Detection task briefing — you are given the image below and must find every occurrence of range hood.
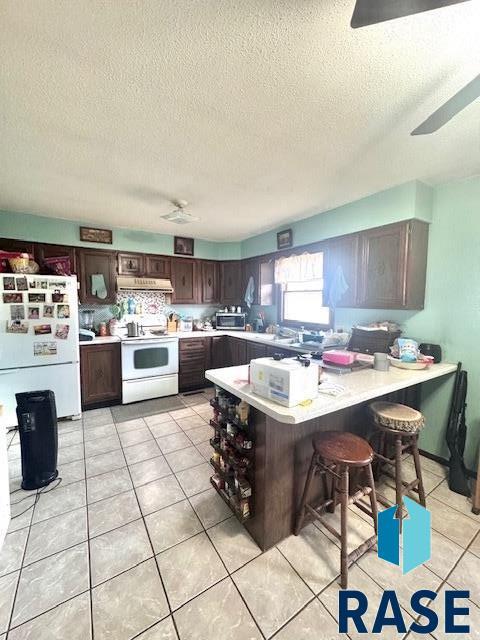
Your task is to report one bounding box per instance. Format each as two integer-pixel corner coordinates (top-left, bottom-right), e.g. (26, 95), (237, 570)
(117, 276), (174, 292)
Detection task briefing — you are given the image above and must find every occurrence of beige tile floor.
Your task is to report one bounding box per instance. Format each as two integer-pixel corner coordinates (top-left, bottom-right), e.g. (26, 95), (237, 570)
(2, 390), (480, 639)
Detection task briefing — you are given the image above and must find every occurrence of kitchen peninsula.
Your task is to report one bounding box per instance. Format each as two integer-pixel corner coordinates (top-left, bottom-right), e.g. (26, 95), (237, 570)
(205, 362), (457, 550)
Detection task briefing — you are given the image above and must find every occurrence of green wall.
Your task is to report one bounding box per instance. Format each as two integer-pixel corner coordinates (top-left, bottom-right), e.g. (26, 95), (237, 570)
(0, 181), (432, 261)
(404, 177), (480, 470)
(0, 210), (241, 260)
(240, 181), (432, 258)
(336, 177), (480, 470)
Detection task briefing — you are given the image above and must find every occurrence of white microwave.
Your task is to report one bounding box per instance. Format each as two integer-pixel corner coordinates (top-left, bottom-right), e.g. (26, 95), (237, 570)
(215, 312), (246, 331)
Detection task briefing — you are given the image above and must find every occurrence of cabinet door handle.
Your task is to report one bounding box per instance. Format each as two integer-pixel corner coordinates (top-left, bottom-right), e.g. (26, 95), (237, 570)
(182, 275), (186, 286)
(208, 277), (212, 286)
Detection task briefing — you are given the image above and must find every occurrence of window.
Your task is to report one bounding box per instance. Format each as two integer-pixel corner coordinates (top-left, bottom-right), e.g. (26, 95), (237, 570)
(275, 252), (331, 329)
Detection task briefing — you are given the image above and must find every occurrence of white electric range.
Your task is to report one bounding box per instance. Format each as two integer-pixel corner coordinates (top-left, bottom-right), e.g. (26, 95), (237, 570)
(121, 328), (179, 404)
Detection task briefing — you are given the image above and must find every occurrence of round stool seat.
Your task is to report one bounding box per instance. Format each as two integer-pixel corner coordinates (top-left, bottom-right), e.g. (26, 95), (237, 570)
(313, 431), (373, 467)
(370, 401), (425, 433)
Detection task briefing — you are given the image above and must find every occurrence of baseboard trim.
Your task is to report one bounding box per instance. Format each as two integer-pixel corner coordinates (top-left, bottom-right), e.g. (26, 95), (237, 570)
(419, 448), (476, 480)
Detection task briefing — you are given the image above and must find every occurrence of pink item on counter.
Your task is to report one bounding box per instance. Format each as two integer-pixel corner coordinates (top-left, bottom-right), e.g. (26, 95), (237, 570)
(322, 350), (357, 366)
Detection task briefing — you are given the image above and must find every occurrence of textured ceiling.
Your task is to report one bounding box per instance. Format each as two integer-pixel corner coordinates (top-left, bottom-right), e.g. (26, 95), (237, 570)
(1, 1), (479, 241)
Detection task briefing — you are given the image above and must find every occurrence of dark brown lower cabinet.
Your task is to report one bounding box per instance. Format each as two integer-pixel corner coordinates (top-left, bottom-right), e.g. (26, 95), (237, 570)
(265, 345), (294, 359)
(246, 342), (267, 361)
(230, 337), (248, 366)
(211, 336), (232, 369)
(80, 343), (121, 409)
(179, 337), (211, 391)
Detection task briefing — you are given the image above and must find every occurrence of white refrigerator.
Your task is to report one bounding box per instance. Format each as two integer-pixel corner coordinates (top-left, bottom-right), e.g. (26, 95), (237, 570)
(0, 274), (81, 429)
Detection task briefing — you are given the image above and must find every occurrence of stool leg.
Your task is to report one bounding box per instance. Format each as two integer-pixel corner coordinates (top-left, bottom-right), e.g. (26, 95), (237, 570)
(326, 463), (337, 513)
(373, 430), (386, 481)
(395, 434), (404, 530)
(366, 462), (378, 534)
(295, 454), (317, 535)
(321, 460), (333, 513)
(340, 465), (349, 589)
(411, 434), (427, 507)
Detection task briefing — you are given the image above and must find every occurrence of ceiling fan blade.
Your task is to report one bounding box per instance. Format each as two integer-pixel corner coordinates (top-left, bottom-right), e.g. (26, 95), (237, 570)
(411, 74), (480, 135)
(351, 0), (471, 28)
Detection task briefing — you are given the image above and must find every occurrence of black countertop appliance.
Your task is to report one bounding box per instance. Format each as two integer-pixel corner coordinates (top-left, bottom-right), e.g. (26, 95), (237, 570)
(419, 343), (442, 363)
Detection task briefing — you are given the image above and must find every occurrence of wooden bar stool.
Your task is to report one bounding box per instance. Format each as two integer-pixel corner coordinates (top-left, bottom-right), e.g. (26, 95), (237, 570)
(295, 431), (378, 589)
(369, 401), (426, 528)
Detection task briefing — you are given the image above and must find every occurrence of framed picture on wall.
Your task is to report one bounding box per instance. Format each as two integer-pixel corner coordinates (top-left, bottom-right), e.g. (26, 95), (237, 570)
(174, 236), (194, 256)
(277, 228), (293, 250)
(80, 226), (113, 244)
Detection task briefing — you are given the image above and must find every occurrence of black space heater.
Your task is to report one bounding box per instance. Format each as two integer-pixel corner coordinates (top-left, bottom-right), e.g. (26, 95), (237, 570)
(15, 390), (59, 490)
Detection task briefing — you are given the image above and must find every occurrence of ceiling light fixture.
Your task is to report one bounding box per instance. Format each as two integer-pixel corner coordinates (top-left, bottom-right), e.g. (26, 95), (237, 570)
(161, 199), (199, 224)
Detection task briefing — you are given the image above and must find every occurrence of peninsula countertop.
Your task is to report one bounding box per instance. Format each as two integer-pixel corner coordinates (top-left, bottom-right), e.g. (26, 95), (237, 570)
(205, 362), (457, 424)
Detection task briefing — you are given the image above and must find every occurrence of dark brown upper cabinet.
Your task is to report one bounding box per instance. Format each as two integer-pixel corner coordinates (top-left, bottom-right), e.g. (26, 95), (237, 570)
(324, 234), (359, 308)
(171, 257), (198, 304)
(201, 260), (219, 304)
(258, 259), (276, 306)
(221, 260), (242, 305)
(0, 238), (35, 255)
(35, 243), (78, 274)
(357, 220), (428, 310)
(118, 252), (144, 276)
(2, 216), (429, 311)
(241, 257), (276, 307)
(78, 248), (117, 304)
(145, 255), (171, 278)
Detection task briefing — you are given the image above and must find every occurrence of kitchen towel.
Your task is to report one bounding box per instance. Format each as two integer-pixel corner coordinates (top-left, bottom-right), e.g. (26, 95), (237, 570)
(91, 273), (107, 299)
(244, 276), (255, 308)
(328, 265), (349, 308)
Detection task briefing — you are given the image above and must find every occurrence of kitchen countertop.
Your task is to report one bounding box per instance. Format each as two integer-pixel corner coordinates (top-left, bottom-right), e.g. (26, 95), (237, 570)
(78, 330), (313, 352)
(205, 362), (458, 424)
(79, 335), (121, 345)
(171, 330), (313, 351)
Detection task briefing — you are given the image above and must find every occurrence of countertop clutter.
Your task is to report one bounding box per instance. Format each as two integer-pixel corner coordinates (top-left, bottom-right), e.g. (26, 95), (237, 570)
(205, 362), (457, 424)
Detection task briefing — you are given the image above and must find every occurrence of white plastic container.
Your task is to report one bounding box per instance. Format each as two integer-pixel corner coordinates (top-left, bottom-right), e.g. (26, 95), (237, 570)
(250, 357), (319, 407)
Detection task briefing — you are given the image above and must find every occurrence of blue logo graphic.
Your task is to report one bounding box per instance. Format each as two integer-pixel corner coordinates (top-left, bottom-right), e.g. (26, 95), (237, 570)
(378, 496), (431, 573)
